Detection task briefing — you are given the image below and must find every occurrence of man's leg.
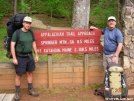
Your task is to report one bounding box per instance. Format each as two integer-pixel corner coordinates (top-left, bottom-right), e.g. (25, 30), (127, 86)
(26, 72), (33, 90)
(14, 74), (22, 101)
(104, 54), (119, 90)
(103, 53), (108, 73)
(103, 54), (110, 90)
(27, 72), (39, 97)
(15, 74), (22, 90)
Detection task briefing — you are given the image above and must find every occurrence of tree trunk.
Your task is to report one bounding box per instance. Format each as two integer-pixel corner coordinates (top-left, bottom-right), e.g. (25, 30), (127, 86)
(71, 0), (90, 86)
(72, 0), (90, 29)
(14, 0), (17, 15)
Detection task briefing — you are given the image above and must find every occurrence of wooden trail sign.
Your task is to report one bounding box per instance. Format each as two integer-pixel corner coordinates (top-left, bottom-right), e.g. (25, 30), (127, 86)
(34, 29), (102, 87)
(34, 29), (102, 54)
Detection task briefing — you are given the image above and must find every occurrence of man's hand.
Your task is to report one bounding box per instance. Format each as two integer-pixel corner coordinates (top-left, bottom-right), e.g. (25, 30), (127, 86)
(112, 56), (117, 63)
(89, 26), (98, 29)
(34, 55), (39, 62)
(13, 58), (18, 65)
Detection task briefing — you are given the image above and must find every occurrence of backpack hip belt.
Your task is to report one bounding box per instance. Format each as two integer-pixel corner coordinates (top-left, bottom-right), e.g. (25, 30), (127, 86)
(16, 52), (32, 57)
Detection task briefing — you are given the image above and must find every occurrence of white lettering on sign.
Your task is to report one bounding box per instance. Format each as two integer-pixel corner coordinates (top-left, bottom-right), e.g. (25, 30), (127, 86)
(66, 32), (75, 36)
(79, 47), (87, 51)
(41, 32), (47, 37)
(89, 47), (99, 51)
(77, 39), (82, 44)
(44, 48), (61, 52)
(37, 49), (42, 53)
(69, 40), (74, 44)
(62, 48), (72, 52)
(59, 40), (67, 44)
(41, 32), (64, 37)
(52, 32), (64, 36)
(78, 31), (95, 36)
(41, 40), (57, 45)
(84, 39), (94, 43)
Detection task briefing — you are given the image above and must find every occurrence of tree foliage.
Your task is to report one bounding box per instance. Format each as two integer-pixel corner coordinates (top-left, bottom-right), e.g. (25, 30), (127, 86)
(90, 0), (118, 28)
(18, 0), (74, 20)
(0, 0), (118, 28)
(44, 0), (74, 20)
(0, 0), (10, 16)
(0, 0), (10, 23)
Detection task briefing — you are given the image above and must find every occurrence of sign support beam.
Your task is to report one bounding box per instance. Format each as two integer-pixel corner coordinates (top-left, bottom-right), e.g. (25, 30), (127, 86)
(84, 53), (89, 85)
(47, 26), (53, 88)
(48, 54), (52, 88)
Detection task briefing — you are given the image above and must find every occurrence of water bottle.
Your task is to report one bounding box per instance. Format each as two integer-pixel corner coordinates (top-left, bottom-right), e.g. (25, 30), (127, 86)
(122, 78), (126, 88)
(105, 72), (109, 90)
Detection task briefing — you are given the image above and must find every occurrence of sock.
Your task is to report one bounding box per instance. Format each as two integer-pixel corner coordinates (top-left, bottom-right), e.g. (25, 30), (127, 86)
(28, 83), (33, 90)
(15, 85), (20, 91)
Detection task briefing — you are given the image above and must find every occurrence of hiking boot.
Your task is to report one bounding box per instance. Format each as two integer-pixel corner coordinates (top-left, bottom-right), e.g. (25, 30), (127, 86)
(28, 88), (39, 97)
(14, 90), (20, 101)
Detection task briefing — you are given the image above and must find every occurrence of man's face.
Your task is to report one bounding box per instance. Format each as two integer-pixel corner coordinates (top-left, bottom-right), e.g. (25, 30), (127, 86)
(23, 21), (31, 30)
(107, 20), (116, 29)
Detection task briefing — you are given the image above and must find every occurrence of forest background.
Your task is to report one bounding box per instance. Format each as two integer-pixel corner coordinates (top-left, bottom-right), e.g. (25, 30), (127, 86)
(0, 0), (118, 62)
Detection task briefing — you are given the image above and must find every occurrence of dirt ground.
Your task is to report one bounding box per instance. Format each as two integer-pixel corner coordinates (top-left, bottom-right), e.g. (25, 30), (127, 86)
(20, 87), (105, 101)
(19, 87), (134, 101)
(0, 85), (134, 101)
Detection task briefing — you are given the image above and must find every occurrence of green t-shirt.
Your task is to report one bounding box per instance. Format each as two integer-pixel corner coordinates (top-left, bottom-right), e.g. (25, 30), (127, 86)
(11, 29), (35, 53)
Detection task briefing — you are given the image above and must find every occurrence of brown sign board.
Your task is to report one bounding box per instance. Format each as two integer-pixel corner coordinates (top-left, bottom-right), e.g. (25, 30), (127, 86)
(34, 29), (102, 54)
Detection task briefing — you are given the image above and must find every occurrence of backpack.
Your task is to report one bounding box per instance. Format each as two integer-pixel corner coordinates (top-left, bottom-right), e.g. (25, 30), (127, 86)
(7, 13), (26, 37)
(107, 63), (128, 98)
(94, 63), (128, 99)
(4, 13), (33, 59)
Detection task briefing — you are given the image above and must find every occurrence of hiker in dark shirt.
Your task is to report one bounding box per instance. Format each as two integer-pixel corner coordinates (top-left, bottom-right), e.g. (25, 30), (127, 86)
(11, 16), (39, 101)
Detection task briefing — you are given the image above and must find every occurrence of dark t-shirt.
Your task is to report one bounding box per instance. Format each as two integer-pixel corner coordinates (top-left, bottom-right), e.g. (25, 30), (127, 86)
(102, 27), (123, 55)
(11, 29), (35, 53)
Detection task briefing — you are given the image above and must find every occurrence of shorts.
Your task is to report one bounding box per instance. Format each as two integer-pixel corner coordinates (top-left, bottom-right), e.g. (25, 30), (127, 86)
(14, 55), (35, 75)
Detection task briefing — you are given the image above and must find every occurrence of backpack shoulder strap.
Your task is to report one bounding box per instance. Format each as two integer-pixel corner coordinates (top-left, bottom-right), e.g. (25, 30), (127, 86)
(29, 29), (35, 40)
(16, 29), (20, 42)
(16, 29), (25, 52)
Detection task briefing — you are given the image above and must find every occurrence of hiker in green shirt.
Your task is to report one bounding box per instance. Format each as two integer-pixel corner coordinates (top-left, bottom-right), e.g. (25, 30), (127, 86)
(11, 16), (39, 101)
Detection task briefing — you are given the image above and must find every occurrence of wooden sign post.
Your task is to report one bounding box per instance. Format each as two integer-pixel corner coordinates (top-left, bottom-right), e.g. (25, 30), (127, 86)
(47, 26), (53, 88)
(34, 29), (102, 87)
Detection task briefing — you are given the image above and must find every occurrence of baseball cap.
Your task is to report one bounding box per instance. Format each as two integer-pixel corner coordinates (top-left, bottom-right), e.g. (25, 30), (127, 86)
(108, 16), (116, 21)
(23, 16), (32, 22)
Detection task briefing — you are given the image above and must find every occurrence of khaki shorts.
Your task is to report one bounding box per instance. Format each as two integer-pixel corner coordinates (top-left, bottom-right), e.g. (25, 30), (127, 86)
(103, 53), (118, 72)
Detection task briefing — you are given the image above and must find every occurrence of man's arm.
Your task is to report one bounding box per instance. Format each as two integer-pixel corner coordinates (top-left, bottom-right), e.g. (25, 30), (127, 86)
(32, 41), (38, 62)
(115, 43), (123, 56)
(112, 43), (123, 63)
(11, 42), (18, 65)
(114, 29), (123, 56)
